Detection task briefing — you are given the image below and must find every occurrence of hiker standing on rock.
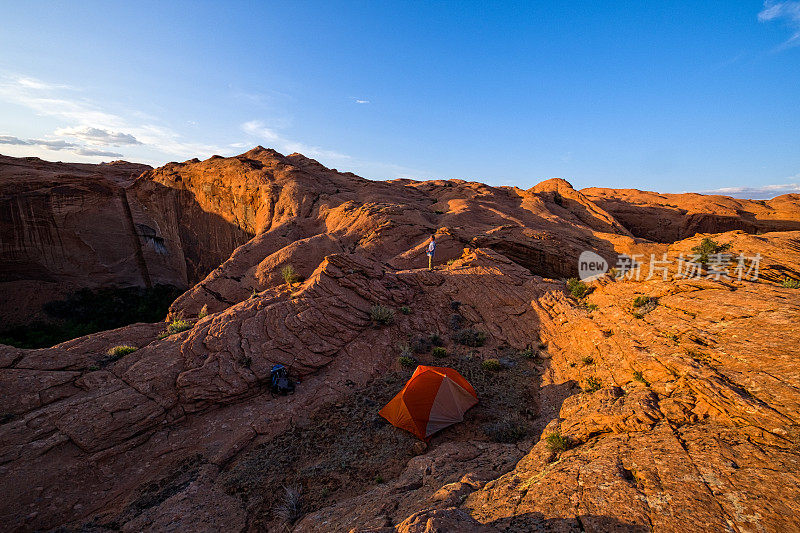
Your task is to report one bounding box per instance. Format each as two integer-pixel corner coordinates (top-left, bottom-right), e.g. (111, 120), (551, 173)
(426, 234), (436, 271)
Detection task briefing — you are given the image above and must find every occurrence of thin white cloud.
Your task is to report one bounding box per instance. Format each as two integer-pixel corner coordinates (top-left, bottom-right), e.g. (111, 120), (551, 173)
(242, 120), (352, 162)
(699, 178), (800, 199)
(759, 1), (800, 48)
(0, 135), (76, 150)
(75, 148), (124, 158)
(0, 72), (231, 161)
(55, 126), (141, 146)
(0, 135), (33, 145)
(353, 98), (370, 104)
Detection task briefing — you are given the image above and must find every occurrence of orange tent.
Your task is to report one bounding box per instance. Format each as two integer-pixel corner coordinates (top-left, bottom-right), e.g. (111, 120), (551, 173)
(379, 365), (478, 439)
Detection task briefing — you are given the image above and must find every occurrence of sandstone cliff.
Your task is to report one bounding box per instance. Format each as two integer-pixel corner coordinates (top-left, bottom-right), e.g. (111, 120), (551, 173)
(2, 149), (800, 532)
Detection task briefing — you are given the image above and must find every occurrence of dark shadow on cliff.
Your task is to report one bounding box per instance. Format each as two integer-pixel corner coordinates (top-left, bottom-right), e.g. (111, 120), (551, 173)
(0, 284), (183, 348)
(588, 199), (800, 243)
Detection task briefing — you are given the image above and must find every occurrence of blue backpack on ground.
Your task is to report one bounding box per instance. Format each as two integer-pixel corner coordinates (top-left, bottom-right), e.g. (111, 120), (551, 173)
(270, 364), (295, 395)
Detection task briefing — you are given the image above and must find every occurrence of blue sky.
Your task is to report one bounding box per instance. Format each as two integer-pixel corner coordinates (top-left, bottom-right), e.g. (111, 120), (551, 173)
(1, 1), (799, 197)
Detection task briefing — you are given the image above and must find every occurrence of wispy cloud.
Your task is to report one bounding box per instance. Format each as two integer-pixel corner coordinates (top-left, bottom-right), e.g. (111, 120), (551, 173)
(75, 148), (124, 157)
(0, 135), (33, 146)
(55, 126), (141, 145)
(0, 72), (232, 161)
(242, 120), (352, 162)
(352, 97), (370, 104)
(700, 178), (800, 199)
(759, 1), (800, 48)
(0, 134), (76, 150)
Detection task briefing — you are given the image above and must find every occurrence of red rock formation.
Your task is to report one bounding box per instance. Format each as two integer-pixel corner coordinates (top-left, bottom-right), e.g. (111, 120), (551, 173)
(582, 187), (800, 242)
(2, 148), (800, 532)
(0, 155), (155, 326)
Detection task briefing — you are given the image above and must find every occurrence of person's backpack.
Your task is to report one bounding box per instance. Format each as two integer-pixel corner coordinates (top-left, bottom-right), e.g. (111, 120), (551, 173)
(270, 364), (295, 395)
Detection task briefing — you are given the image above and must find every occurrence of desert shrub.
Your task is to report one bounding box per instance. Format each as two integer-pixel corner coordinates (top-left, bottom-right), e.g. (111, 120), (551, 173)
(274, 484), (303, 525)
(432, 347), (448, 358)
(566, 278), (589, 298)
(198, 304), (208, 319)
(481, 358), (502, 371)
(250, 288), (259, 299)
(398, 355), (417, 368)
(453, 328), (486, 347)
(374, 474), (385, 483)
(434, 209), (445, 214)
(583, 376), (602, 393)
(370, 305), (395, 326)
(429, 333), (444, 346)
(446, 259), (456, 265)
(107, 345), (137, 359)
(691, 237), (731, 265)
(411, 335), (432, 353)
(399, 305), (411, 315)
(633, 370), (649, 386)
(449, 313), (465, 330)
(582, 355), (594, 365)
(167, 319), (192, 335)
(87, 365), (99, 371)
(546, 431), (569, 453)
(631, 295), (658, 318)
(281, 264), (300, 285)
(519, 348), (536, 359)
(484, 417), (528, 443)
(782, 278), (800, 289)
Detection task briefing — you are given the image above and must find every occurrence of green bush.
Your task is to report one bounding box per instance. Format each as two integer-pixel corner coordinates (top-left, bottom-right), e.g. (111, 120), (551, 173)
(399, 305), (411, 315)
(370, 305), (395, 326)
(432, 347), (448, 358)
(198, 304), (209, 319)
(429, 333), (444, 346)
(583, 377), (602, 393)
(633, 295), (651, 307)
(519, 348), (536, 359)
(281, 264), (300, 284)
(545, 431), (569, 453)
(691, 237), (731, 265)
(167, 319), (192, 335)
(481, 358), (503, 371)
(398, 355), (417, 368)
(781, 278), (800, 289)
(107, 345), (137, 358)
(566, 278), (589, 298)
(453, 328), (486, 347)
(633, 370), (649, 386)
(582, 355), (594, 365)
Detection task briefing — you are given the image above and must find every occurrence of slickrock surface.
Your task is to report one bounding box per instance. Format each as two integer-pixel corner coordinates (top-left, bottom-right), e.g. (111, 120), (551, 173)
(2, 148), (800, 532)
(582, 187), (800, 242)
